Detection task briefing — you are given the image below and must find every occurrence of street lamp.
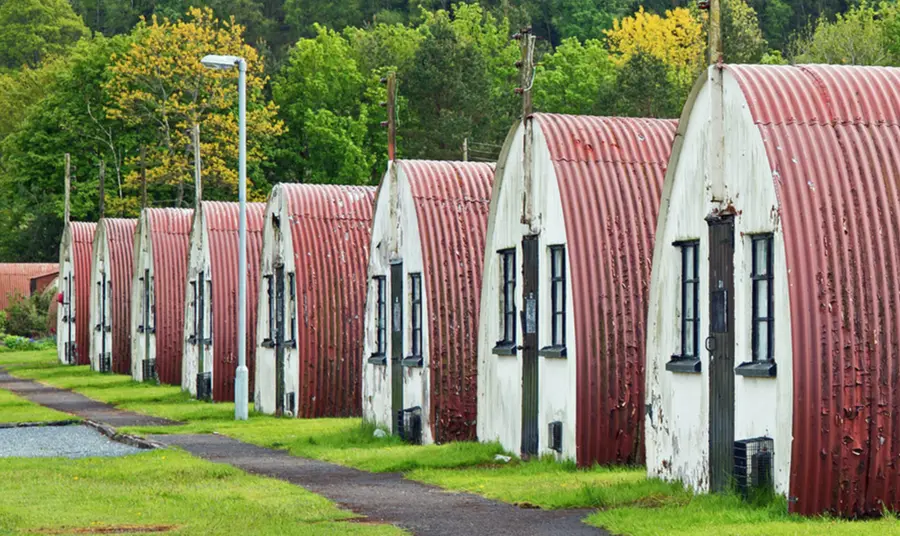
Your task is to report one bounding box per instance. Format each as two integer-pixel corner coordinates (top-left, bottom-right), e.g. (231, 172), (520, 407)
(201, 54), (249, 421)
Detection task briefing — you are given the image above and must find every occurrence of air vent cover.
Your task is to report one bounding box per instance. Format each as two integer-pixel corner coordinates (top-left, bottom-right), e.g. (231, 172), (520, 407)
(548, 421), (563, 452)
(398, 406), (423, 444)
(197, 372), (212, 401)
(142, 358), (157, 383)
(734, 436), (774, 498)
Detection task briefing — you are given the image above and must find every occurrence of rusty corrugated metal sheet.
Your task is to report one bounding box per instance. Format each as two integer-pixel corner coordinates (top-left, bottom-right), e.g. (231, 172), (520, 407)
(535, 113), (677, 466)
(30, 272), (58, 295)
(0, 264), (58, 310)
(63, 222), (96, 365)
(729, 64), (900, 517)
(145, 208), (193, 385)
(282, 184), (375, 418)
(98, 218), (137, 375)
(201, 201), (266, 402)
(403, 160), (494, 443)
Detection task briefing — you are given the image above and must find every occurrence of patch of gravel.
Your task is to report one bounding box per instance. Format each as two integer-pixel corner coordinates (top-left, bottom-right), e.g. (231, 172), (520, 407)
(0, 425), (144, 458)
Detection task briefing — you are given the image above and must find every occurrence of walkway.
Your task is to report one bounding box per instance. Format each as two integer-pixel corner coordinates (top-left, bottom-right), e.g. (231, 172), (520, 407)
(1, 369), (606, 536)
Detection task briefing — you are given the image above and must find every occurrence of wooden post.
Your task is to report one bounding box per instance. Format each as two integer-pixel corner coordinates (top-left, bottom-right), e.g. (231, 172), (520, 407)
(193, 123), (202, 206)
(463, 138), (468, 162)
(517, 29), (536, 227)
(709, 0), (723, 65)
(98, 160), (105, 218)
(708, 0), (725, 202)
(519, 30), (535, 119)
(140, 145), (147, 209)
(386, 72), (397, 162)
(64, 153), (71, 224)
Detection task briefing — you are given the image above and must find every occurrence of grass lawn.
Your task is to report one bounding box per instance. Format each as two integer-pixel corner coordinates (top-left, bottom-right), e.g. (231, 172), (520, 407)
(0, 449), (404, 536)
(586, 493), (899, 536)
(0, 388), (76, 423)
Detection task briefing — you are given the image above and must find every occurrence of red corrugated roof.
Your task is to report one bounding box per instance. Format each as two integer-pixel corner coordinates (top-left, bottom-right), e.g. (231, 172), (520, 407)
(96, 218), (137, 375)
(402, 160), (494, 442)
(65, 222), (96, 365)
(729, 64), (900, 516)
(281, 184), (375, 418)
(535, 113), (677, 466)
(200, 201), (266, 402)
(145, 208), (193, 385)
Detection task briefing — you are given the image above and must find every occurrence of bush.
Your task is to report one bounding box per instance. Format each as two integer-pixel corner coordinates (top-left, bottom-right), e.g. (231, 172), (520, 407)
(4, 289), (52, 338)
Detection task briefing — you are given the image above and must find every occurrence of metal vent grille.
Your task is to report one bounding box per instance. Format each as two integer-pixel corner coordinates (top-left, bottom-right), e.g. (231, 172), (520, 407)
(548, 421), (563, 452)
(197, 372), (212, 401)
(734, 437), (774, 498)
(285, 392), (296, 417)
(99, 353), (112, 373)
(142, 358), (157, 383)
(398, 406), (423, 445)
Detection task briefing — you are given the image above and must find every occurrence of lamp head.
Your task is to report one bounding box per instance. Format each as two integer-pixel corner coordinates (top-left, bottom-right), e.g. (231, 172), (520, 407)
(200, 54), (241, 70)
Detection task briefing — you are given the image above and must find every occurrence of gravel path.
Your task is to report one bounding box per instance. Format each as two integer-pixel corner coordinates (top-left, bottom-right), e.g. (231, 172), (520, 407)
(0, 425), (143, 458)
(0, 368), (178, 427)
(151, 434), (608, 536)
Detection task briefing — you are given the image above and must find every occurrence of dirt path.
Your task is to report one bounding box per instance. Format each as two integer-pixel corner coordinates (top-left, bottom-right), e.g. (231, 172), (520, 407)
(0, 368), (178, 427)
(2, 369), (608, 536)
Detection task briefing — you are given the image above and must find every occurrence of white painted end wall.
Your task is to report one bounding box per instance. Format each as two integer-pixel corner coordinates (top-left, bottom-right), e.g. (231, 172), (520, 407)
(57, 230), (75, 365)
(182, 208), (214, 396)
(130, 215), (156, 382)
(88, 223), (113, 372)
(645, 67), (794, 495)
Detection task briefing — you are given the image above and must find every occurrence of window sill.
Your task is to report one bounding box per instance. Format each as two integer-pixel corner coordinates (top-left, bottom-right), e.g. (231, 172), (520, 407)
(492, 343), (517, 356)
(666, 356), (701, 374)
(735, 361), (777, 377)
(538, 345), (567, 358)
(368, 354), (387, 365)
(401, 356), (423, 367)
(261, 339), (275, 349)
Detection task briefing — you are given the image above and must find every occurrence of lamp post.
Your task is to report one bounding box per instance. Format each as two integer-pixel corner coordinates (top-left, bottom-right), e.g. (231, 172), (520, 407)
(201, 54), (249, 420)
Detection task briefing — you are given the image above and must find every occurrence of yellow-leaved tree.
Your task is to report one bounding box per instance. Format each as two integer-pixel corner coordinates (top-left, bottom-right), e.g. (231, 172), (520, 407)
(606, 7), (706, 94)
(105, 7), (282, 211)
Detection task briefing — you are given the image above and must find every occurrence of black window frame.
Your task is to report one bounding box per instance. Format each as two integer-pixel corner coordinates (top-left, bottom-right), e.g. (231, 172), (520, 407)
(494, 248), (517, 355)
(404, 272), (424, 367)
(261, 274), (275, 348)
(540, 245), (568, 358)
(286, 272), (297, 348)
(737, 234), (777, 377)
(667, 240), (701, 373)
(369, 275), (387, 364)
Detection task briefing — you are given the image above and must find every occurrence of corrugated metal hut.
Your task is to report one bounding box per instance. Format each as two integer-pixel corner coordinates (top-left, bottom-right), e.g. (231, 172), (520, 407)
(0, 264), (58, 312)
(182, 201), (265, 402)
(362, 160), (493, 444)
(255, 184), (374, 417)
(130, 208), (193, 384)
(57, 222), (96, 365)
(644, 64), (900, 517)
(477, 113), (676, 465)
(89, 218), (137, 374)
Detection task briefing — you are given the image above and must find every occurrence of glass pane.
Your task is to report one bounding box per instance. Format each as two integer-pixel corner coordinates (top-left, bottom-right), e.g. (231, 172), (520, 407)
(755, 239), (769, 275)
(554, 280), (564, 313)
(756, 320), (769, 361)
(685, 246), (694, 279)
(684, 321), (694, 356)
(552, 249), (562, 276)
(684, 282), (695, 320)
(755, 280), (769, 318)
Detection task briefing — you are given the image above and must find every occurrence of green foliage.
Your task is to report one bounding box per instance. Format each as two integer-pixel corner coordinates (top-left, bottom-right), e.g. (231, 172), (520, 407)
(0, 0), (90, 70)
(534, 37), (616, 115)
(723, 0), (768, 63)
(616, 51), (680, 119)
(0, 387), (74, 423)
(794, 2), (894, 65)
(285, 0), (364, 37)
(3, 291), (52, 338)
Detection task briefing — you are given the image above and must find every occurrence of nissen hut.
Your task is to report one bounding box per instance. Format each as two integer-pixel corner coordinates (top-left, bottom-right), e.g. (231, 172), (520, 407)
(478, 114), (676, 464)
(89, 218), (137, 374)
(255, 184), (374, 417)
(362, 160), (493, 444)
(130, 208), (193, 384)
(645, 64), (900, 517)
(182, 201), (265, 401)
(58, 222), (96, 365)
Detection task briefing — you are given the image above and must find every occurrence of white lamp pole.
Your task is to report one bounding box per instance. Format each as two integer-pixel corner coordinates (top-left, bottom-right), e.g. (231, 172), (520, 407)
(201, 54), (249, 421)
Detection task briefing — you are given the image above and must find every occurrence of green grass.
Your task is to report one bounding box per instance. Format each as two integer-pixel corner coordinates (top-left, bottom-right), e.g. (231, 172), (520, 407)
(0, 449), (404, 535)
(407, 456), (688, 509)
(586, 493), (898, 535)
(0, 388), (75, 423)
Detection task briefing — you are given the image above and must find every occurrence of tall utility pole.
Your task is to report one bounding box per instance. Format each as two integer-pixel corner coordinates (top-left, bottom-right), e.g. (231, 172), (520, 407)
(385, 72), (397, 162)
(64, 153), (71, 224)
(462, 138), (468, 162)
(382, 72), (400, 257)
(140, 146), (147, 209)
(516, 28), (536, 227)
(709, 0), (723, 65)
(99, 160), (106, 218)
(193, 124), (202, 206)
(706, 0), (725, 202)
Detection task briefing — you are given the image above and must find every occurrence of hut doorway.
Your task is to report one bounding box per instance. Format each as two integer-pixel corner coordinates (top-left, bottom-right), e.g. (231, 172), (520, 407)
(707, 215), (735, 492)
(274, 263), (286, 415)
(521, 235), (539, 456)
(390, 260), (404, 434)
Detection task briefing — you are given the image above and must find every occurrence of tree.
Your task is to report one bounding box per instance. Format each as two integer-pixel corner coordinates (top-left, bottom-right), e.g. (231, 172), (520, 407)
(0, 0), (90, 70)
(722, 0), (767, 63)
(615, 50), (678, 118)
(793, 2), (892, 65)
(343, 22), (424, 75)
(272, 24), (376, 184)
(285, 0), (364, 37)
(533, 37), (616, 115)
(105, 7), (283, 207)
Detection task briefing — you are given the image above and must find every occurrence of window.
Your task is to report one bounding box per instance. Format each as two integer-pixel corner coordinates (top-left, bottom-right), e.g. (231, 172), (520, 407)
(410, 273), (422, 357)
(667, 241), (701, 373)
(287, 272), (296, 347)
(375, 276), (387, 356)
(495, 249), (516, 353)
(550, 246), (566, 347)
(680, 242), (700, 358)
(262, 275), (274, 347)
(751, 235), (774, 362)
(189, 280), (198, 343)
